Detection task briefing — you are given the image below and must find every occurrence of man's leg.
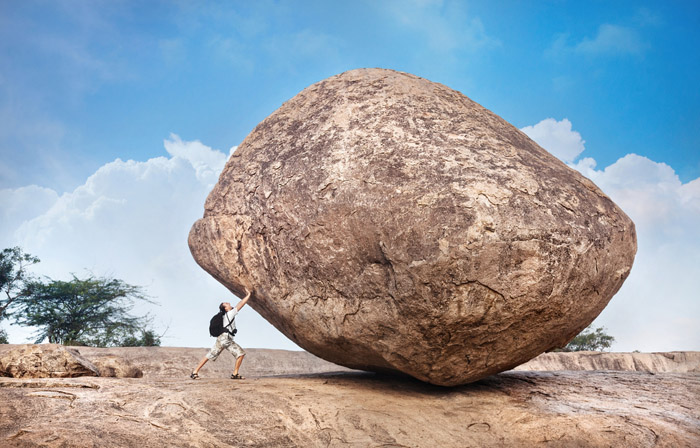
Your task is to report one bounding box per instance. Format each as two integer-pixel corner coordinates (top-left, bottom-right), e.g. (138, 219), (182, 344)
(193, 356), (209, 375)
(233, 353), (245, 376)
(193, 337), (224, 377)
(228, 340), (246, 378)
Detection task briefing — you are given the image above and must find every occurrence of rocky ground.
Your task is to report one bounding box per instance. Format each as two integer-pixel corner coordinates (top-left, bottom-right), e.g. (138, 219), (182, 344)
(1, 345), (698, 447)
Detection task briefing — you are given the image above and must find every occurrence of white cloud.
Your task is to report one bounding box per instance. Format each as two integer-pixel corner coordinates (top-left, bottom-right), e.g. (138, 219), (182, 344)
(679, 178), (700, 212)
(572, 155), (688, 229)
(163, 133), (230, 186)
(546, 24), (648, 59)
(1, 135), (298, 350)
(521, 118), (585, 163)
(572, 154), (700, 351)
(523, 119), (700, 351)
(576, 24), (647, 56)
(0, 185), (59, 241)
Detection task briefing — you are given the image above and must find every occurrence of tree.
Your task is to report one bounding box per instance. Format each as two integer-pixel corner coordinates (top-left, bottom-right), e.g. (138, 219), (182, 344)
(560, 325), (615, 352)
(11, 274), (161, 347)
(1, 247), (40, 321)
(1, 247), (40, 344)
(119, 329), (161, 347)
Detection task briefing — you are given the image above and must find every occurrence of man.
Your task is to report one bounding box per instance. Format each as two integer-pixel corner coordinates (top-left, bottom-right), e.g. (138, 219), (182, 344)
(190, 287), (252, 380)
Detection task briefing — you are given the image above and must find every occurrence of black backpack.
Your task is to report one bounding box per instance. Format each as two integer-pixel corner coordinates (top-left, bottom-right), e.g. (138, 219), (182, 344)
(209, 311), (237, 337)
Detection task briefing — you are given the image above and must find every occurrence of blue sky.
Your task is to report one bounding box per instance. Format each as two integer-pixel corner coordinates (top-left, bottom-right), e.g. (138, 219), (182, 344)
(1, 1), (699, 351)
(2, 0), (699, 191)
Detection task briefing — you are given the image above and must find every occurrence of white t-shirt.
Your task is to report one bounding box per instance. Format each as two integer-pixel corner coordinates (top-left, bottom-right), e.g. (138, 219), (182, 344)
(223, 308), (238, 333)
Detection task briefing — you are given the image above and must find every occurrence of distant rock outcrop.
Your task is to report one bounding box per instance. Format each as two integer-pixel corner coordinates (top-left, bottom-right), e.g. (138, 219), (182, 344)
(516, 351), (700, 373)
(0, 345), (143, 378)
(189, 68), (637, 386)
(0, 344), (99, 378)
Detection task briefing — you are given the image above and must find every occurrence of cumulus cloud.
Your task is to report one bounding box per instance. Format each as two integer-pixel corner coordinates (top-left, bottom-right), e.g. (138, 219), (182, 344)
(163, 133), (230, 186)
(0, 185), (59, 240)
(522, 120), (700, 351)
(572, 154), (700, 351)
(1, 135), (299, 350)
(520, 118), (585, 163)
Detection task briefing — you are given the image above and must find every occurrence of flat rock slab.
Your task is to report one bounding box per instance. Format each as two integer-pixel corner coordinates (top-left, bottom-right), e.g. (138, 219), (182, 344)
(1, 371), (697, 447)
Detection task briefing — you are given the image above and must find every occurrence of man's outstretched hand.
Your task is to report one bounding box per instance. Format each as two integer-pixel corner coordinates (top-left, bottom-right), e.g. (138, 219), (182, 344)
(237, 287), (253, 311)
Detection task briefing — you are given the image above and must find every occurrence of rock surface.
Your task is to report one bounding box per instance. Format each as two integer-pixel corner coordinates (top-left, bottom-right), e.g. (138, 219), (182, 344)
(0, 346), (697, 447)
(516, 350), (700, 373)
(91, 356), (143, 378)
(0, 344), (99, 378)
(0, 344), (143, 379)
(52, 346), (357, 378)
(189, 68), (637, 386)
(3, 345), (697, 377)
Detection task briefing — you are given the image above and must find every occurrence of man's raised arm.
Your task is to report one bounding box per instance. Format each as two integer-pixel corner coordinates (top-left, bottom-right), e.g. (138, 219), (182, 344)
(236, 288), (252, 311)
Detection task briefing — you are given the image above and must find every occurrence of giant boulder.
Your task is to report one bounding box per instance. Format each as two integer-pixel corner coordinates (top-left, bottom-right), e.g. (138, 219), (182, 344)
(188, 68), (636, 386)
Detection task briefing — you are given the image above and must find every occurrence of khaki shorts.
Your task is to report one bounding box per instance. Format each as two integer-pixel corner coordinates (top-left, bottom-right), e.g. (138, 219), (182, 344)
(206, 333), (245, 361)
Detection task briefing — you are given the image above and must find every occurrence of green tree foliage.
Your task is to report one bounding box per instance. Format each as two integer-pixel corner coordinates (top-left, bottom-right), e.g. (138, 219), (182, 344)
(120, 329), (161, 347)
(1, 247), (40, 321)
(1, 247), (40, 344)
(560, 325), (615, 352)
(11, 275), (161, 347)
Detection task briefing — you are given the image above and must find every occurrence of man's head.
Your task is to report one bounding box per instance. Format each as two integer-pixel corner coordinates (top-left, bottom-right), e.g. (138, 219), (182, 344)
(219, 302), (233, 313)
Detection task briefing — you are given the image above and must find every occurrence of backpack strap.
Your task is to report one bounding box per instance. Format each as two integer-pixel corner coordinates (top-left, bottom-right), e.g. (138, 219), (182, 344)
(223, 313), (237, 336)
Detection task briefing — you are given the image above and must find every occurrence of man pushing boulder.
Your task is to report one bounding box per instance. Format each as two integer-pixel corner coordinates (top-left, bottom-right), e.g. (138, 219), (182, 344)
(190, 287), (252, 380)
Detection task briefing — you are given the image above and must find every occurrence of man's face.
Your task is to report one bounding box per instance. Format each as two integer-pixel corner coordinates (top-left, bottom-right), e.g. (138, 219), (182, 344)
(223, 302), (233, 312)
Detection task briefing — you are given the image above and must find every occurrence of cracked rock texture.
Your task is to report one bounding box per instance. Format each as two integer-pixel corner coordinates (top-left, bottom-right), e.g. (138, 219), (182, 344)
(188, 68), (637, 386)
